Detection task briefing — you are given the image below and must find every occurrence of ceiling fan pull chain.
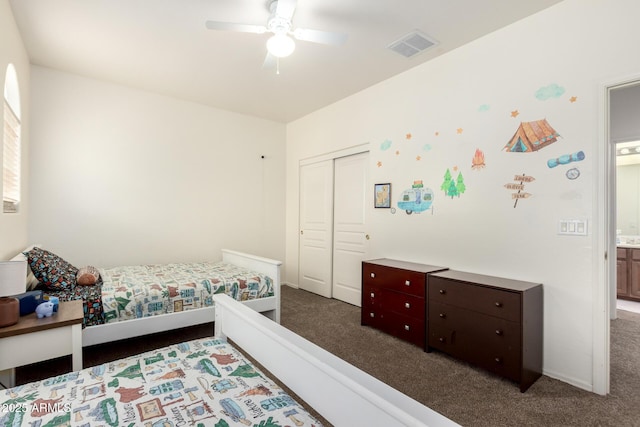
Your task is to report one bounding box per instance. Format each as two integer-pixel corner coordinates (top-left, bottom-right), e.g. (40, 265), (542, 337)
(276, 57), (280, 75)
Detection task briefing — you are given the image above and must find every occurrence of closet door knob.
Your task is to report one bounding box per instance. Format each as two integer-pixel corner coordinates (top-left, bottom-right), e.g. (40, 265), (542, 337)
(495, 302), (503, 307)
(404, 325), (410, 331)
(439, 313), (446, 318)
(404, 302), (411, 309)
(405, 280), (411, 286)
(370, 272), (376, 278)
(439, 289), (446, 295)
(370, 292), (375, 298)
(495, 329), (503, 336)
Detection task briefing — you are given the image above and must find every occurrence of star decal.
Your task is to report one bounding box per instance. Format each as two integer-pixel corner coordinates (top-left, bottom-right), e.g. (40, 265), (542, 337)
(406, 133), (412, 140)
(435, 132), (440, 136)
(453, 165), (459, 172)
(456, 128), (463, 134)
(395, 150), (400, 155)
(511, 110), (520, 118)
(416, 155), (421, 161)
(569, 96), (578, 103)
(377, 161), (382, 167)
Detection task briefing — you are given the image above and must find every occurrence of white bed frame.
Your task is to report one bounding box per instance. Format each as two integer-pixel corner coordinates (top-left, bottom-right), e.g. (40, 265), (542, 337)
(214, 293), (460, 427)
(13, 246), (281, 347)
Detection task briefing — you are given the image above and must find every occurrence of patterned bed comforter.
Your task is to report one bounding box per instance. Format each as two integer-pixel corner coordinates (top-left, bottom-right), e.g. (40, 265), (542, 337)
(0, 337), (323, 427)
(99, 262), (274, 324)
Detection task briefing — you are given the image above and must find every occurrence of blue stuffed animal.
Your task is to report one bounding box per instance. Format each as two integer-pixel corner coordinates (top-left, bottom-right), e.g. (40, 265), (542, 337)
(35, 302), (54, 318)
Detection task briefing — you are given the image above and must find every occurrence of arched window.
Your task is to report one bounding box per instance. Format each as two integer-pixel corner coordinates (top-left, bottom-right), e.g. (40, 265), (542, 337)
(3, 64), (21, 213)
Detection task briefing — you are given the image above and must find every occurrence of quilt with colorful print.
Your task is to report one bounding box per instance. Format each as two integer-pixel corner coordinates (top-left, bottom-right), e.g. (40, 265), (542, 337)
(0, 337), (323, 427)
(100, 262), (274, 323)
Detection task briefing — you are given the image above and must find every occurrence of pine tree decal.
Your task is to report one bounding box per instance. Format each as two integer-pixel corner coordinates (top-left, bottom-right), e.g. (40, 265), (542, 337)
(447, 179), (459, 198)
(441, 168), (452, 194)
(456, 172), (466, 196)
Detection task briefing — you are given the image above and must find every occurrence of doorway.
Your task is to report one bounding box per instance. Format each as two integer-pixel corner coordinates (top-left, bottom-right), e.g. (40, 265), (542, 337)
(298, 149), (370, 306)
(598, 76), (640, 396)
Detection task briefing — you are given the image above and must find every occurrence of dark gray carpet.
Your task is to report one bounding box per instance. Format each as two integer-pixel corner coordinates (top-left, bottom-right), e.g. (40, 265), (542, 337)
(280, 286), (640, 427)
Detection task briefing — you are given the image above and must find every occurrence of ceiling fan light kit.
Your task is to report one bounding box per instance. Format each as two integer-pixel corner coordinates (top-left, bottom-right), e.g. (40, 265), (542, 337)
(205, 0), (347, 68)
(267, 34), (295, 58)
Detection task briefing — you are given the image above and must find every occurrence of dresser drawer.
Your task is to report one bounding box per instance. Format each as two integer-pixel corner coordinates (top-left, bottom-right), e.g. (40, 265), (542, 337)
(378, 310), (425, 348)
(428, 302), (520, 352)
(429, 277), (521, 322)
(428, 323), (521, 382)
(382, 290), (424, 319)
(363, 263), (426, 297)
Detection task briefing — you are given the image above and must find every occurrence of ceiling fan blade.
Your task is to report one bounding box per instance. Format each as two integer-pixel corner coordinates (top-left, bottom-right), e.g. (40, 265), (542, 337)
(292, 28), (348, 45)
(275, 0), (297, 21)
(205, 20), (267, 34)
(262, 52), (276, 69)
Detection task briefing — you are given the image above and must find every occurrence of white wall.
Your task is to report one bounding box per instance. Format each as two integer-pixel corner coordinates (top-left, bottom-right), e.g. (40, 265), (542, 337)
(0, 0), (30, 259)
(29, 66), (286, 267)
(286, 0), (640, 392)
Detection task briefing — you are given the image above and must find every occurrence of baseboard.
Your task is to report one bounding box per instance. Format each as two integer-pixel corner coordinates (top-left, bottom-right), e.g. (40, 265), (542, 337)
(282, 282), (299, 289)
(542, 368), (595, 394)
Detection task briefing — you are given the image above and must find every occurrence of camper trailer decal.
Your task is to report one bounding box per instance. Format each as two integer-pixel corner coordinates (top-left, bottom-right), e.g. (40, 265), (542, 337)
(397, 181), (434, 215)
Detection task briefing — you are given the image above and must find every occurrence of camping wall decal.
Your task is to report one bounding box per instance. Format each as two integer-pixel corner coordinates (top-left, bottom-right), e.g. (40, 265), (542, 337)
(441, 168), (467, 199)
(505, 174), (535, 208)
(547, 151), (585, 168)
(503, 119), (560, 152)
(471, 149), (486, 170)
(397, 180), (434, 215)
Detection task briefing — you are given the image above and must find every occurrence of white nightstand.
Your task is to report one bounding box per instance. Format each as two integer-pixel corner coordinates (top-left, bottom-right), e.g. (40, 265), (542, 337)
(0, 300), (83, 388)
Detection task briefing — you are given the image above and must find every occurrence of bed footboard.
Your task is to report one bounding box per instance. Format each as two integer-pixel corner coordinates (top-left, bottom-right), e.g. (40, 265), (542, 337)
(213, 294), (459, 427)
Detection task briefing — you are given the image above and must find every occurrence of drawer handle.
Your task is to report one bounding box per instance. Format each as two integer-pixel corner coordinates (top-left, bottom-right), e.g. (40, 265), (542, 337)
(405, 280), (411, 286)
(370, 292), (375, 298)
(404, 302), (411, 309)
(495, 329), (503, 336)
(495, 302), (503, 308)
(369, 312), (375, 318)
(439, 289), (446, 295)
(439, 313), (446, 319)
(404, 325), (410, 331)
(370, 272), (376, 278)
(495, 357), (502, 364)
(439, 337), (446, 343)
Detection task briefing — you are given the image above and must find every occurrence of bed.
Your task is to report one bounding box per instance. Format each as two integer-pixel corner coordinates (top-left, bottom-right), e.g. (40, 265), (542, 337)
(10, 245), (281, 347)
(0, 294), (460, 427)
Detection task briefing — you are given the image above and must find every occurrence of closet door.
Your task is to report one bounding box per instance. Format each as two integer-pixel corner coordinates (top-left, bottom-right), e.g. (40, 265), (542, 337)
(332, 152), (370, 306)
(299, 160), (334, 298)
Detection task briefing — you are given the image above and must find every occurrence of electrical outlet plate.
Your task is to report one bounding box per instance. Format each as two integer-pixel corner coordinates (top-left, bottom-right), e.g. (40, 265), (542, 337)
(559, 219), (588, 236)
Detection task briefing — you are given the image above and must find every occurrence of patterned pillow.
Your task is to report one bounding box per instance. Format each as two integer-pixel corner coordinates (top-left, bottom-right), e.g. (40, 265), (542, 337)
(24, 247), (78, 290)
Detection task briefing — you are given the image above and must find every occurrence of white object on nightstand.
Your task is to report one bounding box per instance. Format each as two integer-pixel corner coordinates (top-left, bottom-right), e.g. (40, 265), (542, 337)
(0, 300), (83, 388)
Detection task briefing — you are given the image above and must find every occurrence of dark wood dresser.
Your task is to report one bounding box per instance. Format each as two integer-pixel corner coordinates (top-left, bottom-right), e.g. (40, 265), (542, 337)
(427, 270), (543, 392)
(361, 259), (447, 348)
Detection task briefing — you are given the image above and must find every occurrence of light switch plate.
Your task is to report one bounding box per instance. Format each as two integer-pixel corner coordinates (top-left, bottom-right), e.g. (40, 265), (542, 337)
(559, 219), (588, 236)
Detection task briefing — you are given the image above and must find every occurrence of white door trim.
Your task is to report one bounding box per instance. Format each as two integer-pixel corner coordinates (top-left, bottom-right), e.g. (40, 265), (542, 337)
(300, 143), (369, 166)
(596, 72), (640, 396)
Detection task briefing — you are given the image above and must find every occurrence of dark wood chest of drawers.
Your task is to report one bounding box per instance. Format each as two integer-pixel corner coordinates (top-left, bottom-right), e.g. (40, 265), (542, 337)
(427, 270), (543, 392)
(361, 259), (447, 348)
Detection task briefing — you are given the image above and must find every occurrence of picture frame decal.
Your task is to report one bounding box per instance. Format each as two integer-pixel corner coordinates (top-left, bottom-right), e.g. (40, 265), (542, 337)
(374, 183), (391, 208)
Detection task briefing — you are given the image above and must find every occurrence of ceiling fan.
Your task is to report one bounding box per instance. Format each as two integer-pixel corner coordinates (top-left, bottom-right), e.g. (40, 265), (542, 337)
(205, 0), (348, 69)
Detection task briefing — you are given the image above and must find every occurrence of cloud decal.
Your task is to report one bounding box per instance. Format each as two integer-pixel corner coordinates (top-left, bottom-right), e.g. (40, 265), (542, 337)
(535, 83), (565, 101)
(380, 139), (392, 151)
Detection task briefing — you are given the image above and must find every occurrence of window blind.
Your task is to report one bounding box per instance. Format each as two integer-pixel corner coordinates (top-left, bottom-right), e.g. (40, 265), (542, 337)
(3, 100), (20, 213)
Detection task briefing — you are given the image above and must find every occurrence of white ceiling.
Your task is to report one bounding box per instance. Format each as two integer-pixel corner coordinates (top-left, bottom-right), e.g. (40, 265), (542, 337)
(9, 0), (564, 123)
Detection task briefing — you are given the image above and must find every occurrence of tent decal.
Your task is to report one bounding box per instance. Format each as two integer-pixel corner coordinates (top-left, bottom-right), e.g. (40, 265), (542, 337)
(503, 119), (560, 152)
